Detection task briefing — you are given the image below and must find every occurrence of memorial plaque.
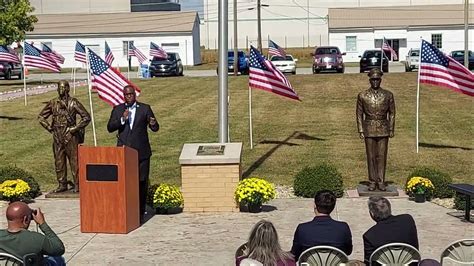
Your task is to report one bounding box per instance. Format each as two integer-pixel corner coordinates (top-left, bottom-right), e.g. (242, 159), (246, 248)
(196, 145), (225, 156)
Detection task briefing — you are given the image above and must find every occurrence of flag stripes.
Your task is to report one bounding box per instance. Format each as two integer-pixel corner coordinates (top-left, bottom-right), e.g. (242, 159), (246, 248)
(268, 40), (287, 58)
(88, 49), (141, 106)
(74, 41), (87, 63)
(249, 46), (300, 101)
(150, 42), (168, 58)
(104, 41), (115, 66)
(24, 42), (61, 72)
(0, 46), (20, 63)
(41, 43), (65, 64)
(382, 38), (398, 61)
(419, 40), (474, 97)
(128, 43), (147, 64)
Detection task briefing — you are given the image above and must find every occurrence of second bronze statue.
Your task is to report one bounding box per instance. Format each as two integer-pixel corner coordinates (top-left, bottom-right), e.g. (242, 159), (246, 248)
(356, 69), (396, 191)
(38, 80), (91, 193)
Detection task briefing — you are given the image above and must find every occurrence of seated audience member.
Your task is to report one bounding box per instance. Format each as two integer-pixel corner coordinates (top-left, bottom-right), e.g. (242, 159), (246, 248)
(363, 196), (419, 265)
(236, 220), (295, 266)
(291, 190), (352, 260)
(0, 201), (66, 266)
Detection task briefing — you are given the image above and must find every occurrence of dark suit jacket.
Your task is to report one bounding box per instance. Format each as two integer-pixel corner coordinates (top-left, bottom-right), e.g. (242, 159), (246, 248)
(363, 214), (419, 264)
(107, 102), (159, 161)
(291, 216), (353, 260)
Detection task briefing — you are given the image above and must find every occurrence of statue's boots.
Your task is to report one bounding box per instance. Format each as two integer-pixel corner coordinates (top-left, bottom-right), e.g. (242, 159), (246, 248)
(368, 182), (376, 191)
(72, 183), (79, 193)
(377, 182), (387, 191)
(53, 183), (68, 193)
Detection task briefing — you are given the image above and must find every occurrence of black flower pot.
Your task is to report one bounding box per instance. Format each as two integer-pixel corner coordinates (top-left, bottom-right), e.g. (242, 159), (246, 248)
(155, 207), (183, 215)
(247, 203), (262, 213)
(414, 193), (426, 203)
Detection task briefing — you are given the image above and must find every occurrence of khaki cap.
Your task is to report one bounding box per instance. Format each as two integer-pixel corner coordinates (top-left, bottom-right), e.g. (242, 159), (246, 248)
(368, 68), (383, 78)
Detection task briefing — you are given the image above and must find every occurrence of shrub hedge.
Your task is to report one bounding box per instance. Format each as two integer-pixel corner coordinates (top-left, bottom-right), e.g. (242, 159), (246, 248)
(293, 164), (344, 198)
(0, 166), (41, 201)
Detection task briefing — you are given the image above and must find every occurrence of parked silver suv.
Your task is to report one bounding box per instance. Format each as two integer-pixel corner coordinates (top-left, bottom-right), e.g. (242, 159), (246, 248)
(405, 48), (420, 72)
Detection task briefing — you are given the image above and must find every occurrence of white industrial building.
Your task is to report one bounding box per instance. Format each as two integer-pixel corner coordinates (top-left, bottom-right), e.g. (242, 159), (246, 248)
(329, 4), (473, 62)
(200, 0), (467, 50)
(25, 11), (201, 68)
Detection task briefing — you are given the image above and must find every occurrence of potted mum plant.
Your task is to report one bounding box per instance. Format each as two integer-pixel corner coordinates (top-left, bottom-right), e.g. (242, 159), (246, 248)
(153, 184), (183, 214)
(235, 177), (276, 213)
(0, 179), (31, 203)
(406, 176), (435, 203)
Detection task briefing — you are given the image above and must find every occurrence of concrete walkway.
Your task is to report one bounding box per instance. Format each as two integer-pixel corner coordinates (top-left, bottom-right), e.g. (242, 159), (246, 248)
(0, 197), (471, 265)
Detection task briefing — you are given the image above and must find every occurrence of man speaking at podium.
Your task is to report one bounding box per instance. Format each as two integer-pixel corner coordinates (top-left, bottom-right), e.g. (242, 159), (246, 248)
(107, 85), (159, 222)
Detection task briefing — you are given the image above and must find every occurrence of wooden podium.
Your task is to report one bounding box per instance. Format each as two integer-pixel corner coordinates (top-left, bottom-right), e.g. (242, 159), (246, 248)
(78, 145), (139, 234)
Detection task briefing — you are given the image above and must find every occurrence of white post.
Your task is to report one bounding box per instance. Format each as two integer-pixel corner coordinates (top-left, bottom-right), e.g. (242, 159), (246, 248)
(73, 67), (76, 95)
(85, 49), (97, 146)
(248, 86), (253, 149)
(127, 41), (130, 80)
(22, 48), (27, 106)
(381, 37), (384, 71)
(228, 95), (230, 142)
(40, 73), (43, 84)
(185, 39), (188, 70)
(415, 38), (423, 153)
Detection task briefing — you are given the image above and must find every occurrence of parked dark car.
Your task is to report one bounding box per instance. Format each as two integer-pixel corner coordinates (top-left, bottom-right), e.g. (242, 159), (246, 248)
(450, 50), (474, 70)
(359, 50), (389, 73)
(149, 52), (183, 77)
(311, 46), (345, 73)
(0, 61), (23, 80)
(217, 51), (249, 75)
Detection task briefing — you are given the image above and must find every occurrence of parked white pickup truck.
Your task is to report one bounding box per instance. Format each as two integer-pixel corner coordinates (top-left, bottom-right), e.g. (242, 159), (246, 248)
(405, 48), (420, 72)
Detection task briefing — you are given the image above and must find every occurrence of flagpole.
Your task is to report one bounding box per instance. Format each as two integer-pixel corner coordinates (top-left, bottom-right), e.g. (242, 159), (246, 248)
(381, 37), (384, 72)
(415, 38), (423, 154)
(22, 44), (27, 106)
(85, 49), (97, 146)
(73, 67), (76, 95)
(127, 41), (130, 80)
(248, 86), (253, 149)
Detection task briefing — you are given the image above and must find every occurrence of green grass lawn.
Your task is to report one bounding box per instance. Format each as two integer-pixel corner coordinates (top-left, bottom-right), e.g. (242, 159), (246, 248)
(0, 73), (472, 192)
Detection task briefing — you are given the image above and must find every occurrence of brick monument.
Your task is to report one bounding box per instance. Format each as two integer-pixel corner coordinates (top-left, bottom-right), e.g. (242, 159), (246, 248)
(179, 143), (242, 212)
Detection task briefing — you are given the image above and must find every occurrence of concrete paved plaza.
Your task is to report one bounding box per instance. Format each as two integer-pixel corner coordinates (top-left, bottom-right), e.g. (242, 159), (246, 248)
(0, 197), (471, 265)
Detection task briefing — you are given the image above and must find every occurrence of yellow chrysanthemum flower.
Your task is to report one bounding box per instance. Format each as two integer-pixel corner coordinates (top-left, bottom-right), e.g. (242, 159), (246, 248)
(153, 184), (183, 209)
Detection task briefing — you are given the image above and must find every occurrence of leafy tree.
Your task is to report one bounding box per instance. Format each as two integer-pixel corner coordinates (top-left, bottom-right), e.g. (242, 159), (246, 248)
(0, 0), (37, 46)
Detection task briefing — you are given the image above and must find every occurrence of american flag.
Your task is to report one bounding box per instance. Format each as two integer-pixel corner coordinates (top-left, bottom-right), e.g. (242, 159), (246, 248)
(104, 41), (114, 66)
(382, 38), (398, 61)
(268, 40), (287, 58)
(74, 41), (86, 63)
(41, 43), (65, 64)
(0, 45), (20, 63)
(419, 39), (474, 97)
(249, 46), (300, 101)
(128, 43), (147, 64)
(88, 48), (141, 106)
(150, 42), (168, 58)
(24, 42), (61, 72)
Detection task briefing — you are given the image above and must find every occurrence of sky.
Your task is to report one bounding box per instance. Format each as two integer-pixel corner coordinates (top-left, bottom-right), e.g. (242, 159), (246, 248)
(180, 0), (204, 18)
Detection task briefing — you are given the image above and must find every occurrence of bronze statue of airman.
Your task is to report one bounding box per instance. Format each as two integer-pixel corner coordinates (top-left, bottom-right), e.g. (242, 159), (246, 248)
(38, 80), (91, 193)
(356, 69), (396, 191)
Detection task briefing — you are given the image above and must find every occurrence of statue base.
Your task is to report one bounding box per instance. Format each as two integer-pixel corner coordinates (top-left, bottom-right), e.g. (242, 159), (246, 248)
(45, 190), (79, 199)
(357, 184), (399, 197)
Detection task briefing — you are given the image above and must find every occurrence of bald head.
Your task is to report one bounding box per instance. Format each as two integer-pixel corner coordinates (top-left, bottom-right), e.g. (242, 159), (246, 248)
(6, 201), (31, 222)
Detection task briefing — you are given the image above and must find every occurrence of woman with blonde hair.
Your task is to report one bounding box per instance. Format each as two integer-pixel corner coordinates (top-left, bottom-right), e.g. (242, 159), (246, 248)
(236, 220), (295, 266)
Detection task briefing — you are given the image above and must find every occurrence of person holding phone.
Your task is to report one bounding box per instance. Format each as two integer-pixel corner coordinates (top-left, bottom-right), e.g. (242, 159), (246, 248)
(0, 201), (65, 265)
(107, 85), (160, 223)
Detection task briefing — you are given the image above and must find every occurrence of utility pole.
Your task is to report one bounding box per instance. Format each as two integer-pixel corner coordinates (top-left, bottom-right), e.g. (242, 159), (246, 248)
(206, 0), (210, 49)
(307, 0), (310, 47)
(218, 0), (228, 143)
(464, 0), (469, 69)
(257, 0), (263, 52)
(233, 0), (238, 76)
